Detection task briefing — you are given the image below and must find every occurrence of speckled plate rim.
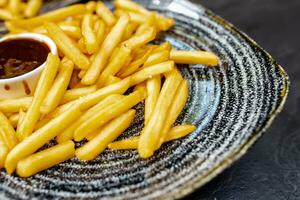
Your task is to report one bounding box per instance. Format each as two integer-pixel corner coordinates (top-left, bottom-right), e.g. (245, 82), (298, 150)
(158, 3), (290, 200)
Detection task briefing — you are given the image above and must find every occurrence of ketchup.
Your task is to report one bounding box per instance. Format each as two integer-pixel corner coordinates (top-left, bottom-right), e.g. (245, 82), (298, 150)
(0, 38), (50, 79)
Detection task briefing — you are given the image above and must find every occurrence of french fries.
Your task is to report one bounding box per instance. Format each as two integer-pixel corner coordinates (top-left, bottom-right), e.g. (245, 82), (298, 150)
(40, 58), (74, 114)
(5, 102), (81, 174)
(82, 14), (99, 54)
(11, 4), (87, 28)
(0, 96), (32, 113)
(0, 0), (219, 177)
(46, 23), (90, 70)
(82, 14), (129, 85)
(96, 1), (116, 26)
(138, 70), (182, 158)
(108, 125), (196, 150)
(76, 109), (135, 161)
(0, 112), (18, 150)
(74, 90), (145, 141)
(145, 76), (161, 124)
(97, 44), (131, 87)
(16, 141), (75, 177)
(17, 54), (60, 141)
(170, 50), (219, 66)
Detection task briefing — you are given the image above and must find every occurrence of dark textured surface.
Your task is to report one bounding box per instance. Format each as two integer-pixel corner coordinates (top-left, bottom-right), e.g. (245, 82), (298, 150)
(186, 0), (300, 199)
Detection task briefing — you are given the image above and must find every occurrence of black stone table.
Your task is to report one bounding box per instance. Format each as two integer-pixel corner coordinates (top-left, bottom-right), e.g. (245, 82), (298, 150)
(184, 0), (300, 199)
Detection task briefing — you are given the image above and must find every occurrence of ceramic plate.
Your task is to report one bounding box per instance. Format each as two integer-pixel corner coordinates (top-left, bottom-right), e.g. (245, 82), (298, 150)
(0, 0), (289, 199)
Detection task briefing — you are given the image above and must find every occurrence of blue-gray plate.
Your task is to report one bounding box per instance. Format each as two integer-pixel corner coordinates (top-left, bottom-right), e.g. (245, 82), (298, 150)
(0, 0), (290, 199)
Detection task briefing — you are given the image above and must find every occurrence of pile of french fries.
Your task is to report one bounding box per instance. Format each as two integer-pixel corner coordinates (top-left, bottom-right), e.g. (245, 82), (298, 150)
(0, 0), (219, 177)
(0, 0), (42, 21)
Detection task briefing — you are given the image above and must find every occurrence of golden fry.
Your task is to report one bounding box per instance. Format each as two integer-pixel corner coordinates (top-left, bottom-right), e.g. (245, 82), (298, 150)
(8, 113), (19, 128)
(82, 14), (99, 54)
(24, 0), (42, 18)
(16, 141), (75, 177)
(57, 24), (82, 40)
(82, 14), (129, 85)
(158, 79), (188, 148)
(76, 109), (135, 161)
(114, 0), (150, 15)
(61, 85), (97, 104)
(17, 109), (25, 129)
(145, 76), (161, 124)
(97, 45), (131, 87)
(0, 97), (32, 113)
(123, 22), (138, 40)
(152, 42), (172, 53)
(170, 50), (219, 66)
(0, 112), (18, 150)
(138, 69), (182, 158)
(17, 54), (60, 141)
(58, 95), (123, 143)
(108, 125), (196, 150)
(129, 61), (174, 86)
(11, 4), (87, 28)
(86, 1), (96, 12)
(118, 47), (152, 78)
(0, 0), (7, 7)
(40, 59), (74, 115)
(46, 23), (90, 70)
(0, 138), (8, 169)
(5, 103), (81, 174)
(142, 50), (170, 68)
(104, 75), (121, 86)
(94, 19), (106, 45)
(122, 26), (156, 49)
(96, 1), (116, 26)
(0, 9), (15, 21)
(74, 90), (145, 141)
(8, 0), (21, 16)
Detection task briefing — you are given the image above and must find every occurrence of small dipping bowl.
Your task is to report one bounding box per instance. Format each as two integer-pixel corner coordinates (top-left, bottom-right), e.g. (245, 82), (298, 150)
(0, 33), (57, 100)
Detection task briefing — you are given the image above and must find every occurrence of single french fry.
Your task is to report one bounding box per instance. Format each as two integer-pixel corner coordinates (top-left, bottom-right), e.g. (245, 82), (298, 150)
(0, 138), (8, 169)
(82, 14), (129, 85)
(122, 26), (156, 49)
(16, 141), (75, 177)
(123, 22), (138, 40)
(58, 20), (81, 27)
(96, 1), (116, 26)
(114, 0), (150, 15)
(5, 102), (81, 174)
(118, 47), (152, 78)
(155, 14), (175, 31)
(97, 45), (131, 87)
(104, 75), (121, 86)
(17, 54), (60, 141)
(145, 76), (161, 124)
(40, 59), (74, 115)
(138, 69), (182, 158)
(57, 24), (82, 40)
(8, 0), (21, 16)
(129, 61), (174, 86)
(85, 128), (101, 141)
(170, 50), (219, 66)
(86, 1), (96, 12)
(94, 19), (106, 45)
(76, 109), (135, 161)
(108, 124), (196, 150)
(74, 90), (145, 141)
(158, 80), (188, 148)
(139, 50), (170, 71)
(60, 85), (97, 104)
(0, 112), (18, 150)
(82, 14), (99, 54)
(0, 97), (32, 113)
(79, 78), (131, 110)
(24, 0), (42, 18)
(10, 4), (87, 28)
(17, 109), (25, 129)
(152, 42), (172, 53)
(134, 13), (156, 36)
(8, 113), (19, 128)
(57, 95), (123, 143)
(0, 9), (14, 21)
(46, 23), (90, 70)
